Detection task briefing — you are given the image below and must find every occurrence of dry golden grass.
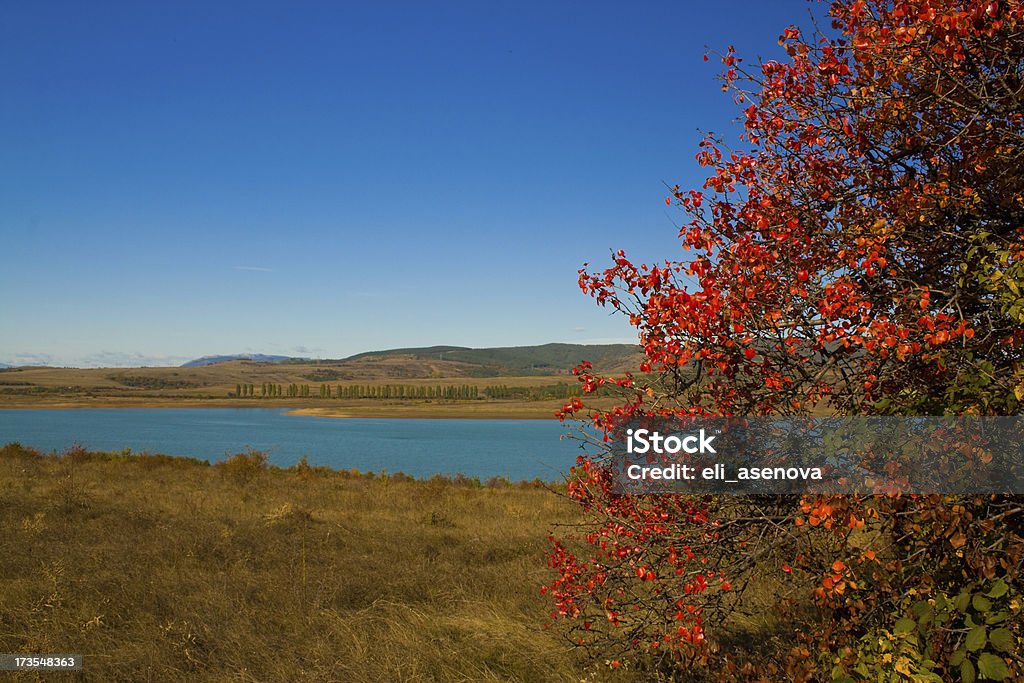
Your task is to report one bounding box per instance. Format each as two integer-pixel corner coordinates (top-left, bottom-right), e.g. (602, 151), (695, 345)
(0, 444), (633, 682)
(0, 361), (596, 419)
(286, 396), (622, 420)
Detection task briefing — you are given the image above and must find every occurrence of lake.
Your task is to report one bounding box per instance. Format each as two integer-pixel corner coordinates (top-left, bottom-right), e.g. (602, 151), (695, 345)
(0, 408), (587, 482)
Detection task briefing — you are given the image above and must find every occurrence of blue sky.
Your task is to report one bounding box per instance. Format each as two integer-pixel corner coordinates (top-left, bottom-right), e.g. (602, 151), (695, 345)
(1, 1), (809, 367)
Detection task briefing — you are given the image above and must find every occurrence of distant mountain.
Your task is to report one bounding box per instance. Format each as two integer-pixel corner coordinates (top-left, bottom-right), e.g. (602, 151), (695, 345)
(342, 343), (641, 375)
(181, 354), (296, 368)
(179, 343), (641, 374)
(0, 363), (10, 369)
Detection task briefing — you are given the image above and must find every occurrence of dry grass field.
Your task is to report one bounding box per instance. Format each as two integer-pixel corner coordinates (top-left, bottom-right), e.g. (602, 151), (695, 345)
(0, 443), (636, 682)
(0, 360), (609, 418)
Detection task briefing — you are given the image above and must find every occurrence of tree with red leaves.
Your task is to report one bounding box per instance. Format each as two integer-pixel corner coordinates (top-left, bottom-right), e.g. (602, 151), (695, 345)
(546, 1), (1024, 679)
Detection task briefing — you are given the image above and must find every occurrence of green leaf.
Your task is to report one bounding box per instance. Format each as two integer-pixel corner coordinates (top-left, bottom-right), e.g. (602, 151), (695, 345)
(986, 579), (1008, 598)
(956, 591), (972, 612)
(966, 626), (987, 651)
(985, 610), (1010, 625)
(973, 594), (993, 613)
(894, 617), (917, 635)
(988, 628), (1015, 653)
(911, 600), (931, 617)
(976, 652), (1009, 680)
(950, 647), (967, 666)
(913, 602), (937, 626)
(854, 662), (870, 678)
(961, 659), (976, 683)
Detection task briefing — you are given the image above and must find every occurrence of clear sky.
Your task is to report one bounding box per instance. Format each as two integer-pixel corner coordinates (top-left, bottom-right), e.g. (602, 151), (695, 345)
(1, 1), (809, 367)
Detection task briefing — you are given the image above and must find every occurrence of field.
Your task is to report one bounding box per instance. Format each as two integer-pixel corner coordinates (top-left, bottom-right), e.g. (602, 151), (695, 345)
(0, 443), (634, 682)
(0, 355), (626, 419)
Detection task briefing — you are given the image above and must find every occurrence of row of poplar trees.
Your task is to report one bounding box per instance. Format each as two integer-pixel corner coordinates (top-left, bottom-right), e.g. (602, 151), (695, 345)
(232, 382), (581, 400)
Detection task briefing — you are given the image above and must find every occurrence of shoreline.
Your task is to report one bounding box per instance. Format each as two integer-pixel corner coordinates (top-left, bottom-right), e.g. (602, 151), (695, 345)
(283, 406), (554, 420)
(0, 399), (563, 420)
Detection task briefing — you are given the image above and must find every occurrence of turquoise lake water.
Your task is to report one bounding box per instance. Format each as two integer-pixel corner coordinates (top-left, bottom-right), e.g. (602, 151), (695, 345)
(0, 409), (587, 481)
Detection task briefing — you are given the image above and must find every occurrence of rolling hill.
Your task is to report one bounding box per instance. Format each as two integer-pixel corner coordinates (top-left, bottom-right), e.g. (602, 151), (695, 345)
(1, 343), (640, 412)
(181, 354), (296, 367)
(181, 343), (641, 376)
(340, 343), (641, 375)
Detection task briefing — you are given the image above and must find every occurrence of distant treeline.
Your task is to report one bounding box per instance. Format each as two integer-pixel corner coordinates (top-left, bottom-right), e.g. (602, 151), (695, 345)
(231, 382), (580, 401)
(110, 375), (200, 390)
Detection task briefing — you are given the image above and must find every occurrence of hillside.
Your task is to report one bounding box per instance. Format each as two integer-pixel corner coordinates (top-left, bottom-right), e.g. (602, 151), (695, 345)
(181, 354), (295, 367)
(172, 343), (641, 378)
(340, 342), (641, 375)
(0, 343), (638, 415)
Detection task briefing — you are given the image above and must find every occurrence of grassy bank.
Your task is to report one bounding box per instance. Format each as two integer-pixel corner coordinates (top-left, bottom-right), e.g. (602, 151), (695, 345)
(0, 397), (572, 419)
(0, 396), (622, 419)
(0, 444), (610, 682)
